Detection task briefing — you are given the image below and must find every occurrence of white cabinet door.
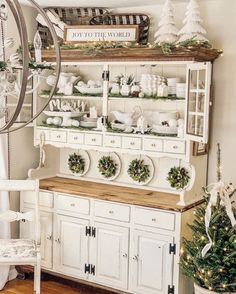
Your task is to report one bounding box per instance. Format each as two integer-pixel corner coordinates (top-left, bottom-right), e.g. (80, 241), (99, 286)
(92, 222), (129, 290)
(185, 62), (212, 143)
(20, 209), (53, 269)
(131, 230), (174, 294)
(54, 214), (89, 279)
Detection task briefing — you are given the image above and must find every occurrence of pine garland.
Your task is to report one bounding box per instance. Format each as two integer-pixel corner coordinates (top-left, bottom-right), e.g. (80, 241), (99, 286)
(181, 195), (236, 292)
(167, 166), (190, 190)
(127, 159), (150, 183)
(68, 153), (85, 174)
(0, 61), (7, 71)
(59, 37), (214, 55)
(98, 156), (117, 178)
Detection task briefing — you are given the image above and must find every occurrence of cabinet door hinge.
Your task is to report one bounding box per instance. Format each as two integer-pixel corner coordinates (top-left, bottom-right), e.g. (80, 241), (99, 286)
(102, 70), (109, 81)
(84, 264), (95, 275)
(169, 243), (176, 255)
(91, 227), (96, 238)
(168, 285), (175, 294)
(85, 226), (91, 236)
(91, 265), (95, 275)
(84, 264), (91, 274)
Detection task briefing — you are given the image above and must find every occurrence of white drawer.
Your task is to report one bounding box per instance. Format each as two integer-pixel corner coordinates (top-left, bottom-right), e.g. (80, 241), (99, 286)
(68, 132), (84, 144)
(50, 130), (67, 143)
(35, 128), (50, 141)
(104, 135), (121, 148)
(94, 201), (130, 222)
(85, 133), (102, 146)
(122, 136), (142, 150)
(134, 207), (175, 231)
(57, 194), (90, 215)
(163, 140), (186, 154)
(22, 190), (53, 208)
(143, 138), (163, 152)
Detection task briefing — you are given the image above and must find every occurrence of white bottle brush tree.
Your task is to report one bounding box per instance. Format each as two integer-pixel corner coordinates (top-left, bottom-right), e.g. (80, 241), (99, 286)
(154, 0), (179, 44)
(178, 0), (209, 43)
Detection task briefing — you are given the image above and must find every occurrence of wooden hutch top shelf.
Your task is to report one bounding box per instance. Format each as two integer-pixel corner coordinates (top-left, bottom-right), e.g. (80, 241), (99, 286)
(41, 47), (222, 63)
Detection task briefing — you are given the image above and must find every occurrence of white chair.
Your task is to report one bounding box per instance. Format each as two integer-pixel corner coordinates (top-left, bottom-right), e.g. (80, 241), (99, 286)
(0, 179), (41, 294)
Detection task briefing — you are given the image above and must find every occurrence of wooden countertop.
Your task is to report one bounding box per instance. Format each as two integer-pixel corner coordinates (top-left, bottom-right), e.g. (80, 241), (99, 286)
(40, 176), (203, 213)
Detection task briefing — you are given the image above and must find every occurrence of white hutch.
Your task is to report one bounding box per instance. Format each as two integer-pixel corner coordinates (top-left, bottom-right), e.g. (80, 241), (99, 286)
(20, 48), (220, 294)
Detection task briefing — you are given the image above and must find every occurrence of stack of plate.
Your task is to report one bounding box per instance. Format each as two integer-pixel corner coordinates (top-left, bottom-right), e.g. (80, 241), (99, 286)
(80, 116), (98, 128)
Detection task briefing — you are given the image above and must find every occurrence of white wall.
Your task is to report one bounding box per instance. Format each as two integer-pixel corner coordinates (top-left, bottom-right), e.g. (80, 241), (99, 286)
(116, 0), (236, 185)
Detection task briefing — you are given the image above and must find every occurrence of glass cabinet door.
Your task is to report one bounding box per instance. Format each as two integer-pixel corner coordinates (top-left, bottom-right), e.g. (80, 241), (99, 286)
(185, 62), (212, 143)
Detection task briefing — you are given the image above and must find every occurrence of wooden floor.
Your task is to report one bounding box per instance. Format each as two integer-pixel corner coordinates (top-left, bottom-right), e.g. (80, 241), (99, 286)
(1, 279), (117, 294)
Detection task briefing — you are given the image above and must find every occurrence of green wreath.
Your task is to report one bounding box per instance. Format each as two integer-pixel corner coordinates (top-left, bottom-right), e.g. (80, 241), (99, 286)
(98, 156), (117, 178)
(128, 159), (150, 183)
(167, 166), (190, 190)
(68, 153), (85, 174)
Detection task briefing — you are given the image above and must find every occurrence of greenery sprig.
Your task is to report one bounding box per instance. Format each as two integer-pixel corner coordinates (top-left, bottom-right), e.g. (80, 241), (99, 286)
(167, 166), (190, 190)
(128, 159), (150, 183)
(0, 61), (7, 71)
(68, 153), (85, 174)
(98, 156), (117, 178)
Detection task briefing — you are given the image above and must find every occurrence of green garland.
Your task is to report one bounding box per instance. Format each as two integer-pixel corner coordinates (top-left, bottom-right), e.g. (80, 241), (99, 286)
(68, 153), (85, 174)
(128, 159), (150, 183)
(167, 166), (190, 190)
(60, 37), (214, 55)
(0, 61), (7, 71)
(98, 156), (117, 178)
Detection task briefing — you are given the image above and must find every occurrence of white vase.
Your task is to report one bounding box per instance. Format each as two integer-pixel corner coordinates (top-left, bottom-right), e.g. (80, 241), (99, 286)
(194, 283), (235, 294)
(120, 84), (131, 96)
(110, 83), (120, 95)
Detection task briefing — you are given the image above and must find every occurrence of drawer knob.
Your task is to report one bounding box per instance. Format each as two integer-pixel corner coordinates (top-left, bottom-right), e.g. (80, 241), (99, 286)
(70, 203), (76, 207)
(151, 143), (156, 147)
(173, 145), (178, 149)
(110, 140), (115, 144)
(152, 218), (157, 222)
(46, 234), (52, 241)
(130, 142), (135, 146)
(92, 138), (96, 142)
(56, 135), (61, 139)
(74, 136), (78, 140)
(109, 210), (114, 214)
(55, 238), (60, 244)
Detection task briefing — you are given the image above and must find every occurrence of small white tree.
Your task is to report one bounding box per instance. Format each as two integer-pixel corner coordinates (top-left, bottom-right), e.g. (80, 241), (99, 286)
(178, 0), (208, 42)
(154, 0), (179, 44)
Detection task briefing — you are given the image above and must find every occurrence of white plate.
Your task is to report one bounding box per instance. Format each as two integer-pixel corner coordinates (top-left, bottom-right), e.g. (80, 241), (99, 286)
(80, 121), (97, 128)
(97, 152), (121, 181)
(68, 150), (90, 177)
(128, 155), (155, 186)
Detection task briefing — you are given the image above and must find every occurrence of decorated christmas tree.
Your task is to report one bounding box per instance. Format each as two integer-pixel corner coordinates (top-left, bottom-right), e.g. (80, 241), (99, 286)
(154, 0), (179, 44)
(181, 144), (236, 292)
(178, 0), (209, 42)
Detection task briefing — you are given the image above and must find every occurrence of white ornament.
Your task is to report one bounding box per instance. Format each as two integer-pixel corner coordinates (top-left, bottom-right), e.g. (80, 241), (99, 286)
(46, 117), (53, 124)
(178, 0), (209, 42)
(71, 120), (79, 127)
(53, 117), (62, 126)
(33, 30), (42, 63)
(139, 92), (145, 98)
(154, 0), (179, 44)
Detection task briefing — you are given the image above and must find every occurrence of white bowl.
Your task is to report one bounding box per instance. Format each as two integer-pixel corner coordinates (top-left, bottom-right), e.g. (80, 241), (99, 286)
(75, 85), (103, 95)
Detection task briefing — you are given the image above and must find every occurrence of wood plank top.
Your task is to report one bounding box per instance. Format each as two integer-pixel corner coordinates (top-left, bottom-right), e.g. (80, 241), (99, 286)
(40, 47), (222, 63)
(40, 176), (203, 212)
